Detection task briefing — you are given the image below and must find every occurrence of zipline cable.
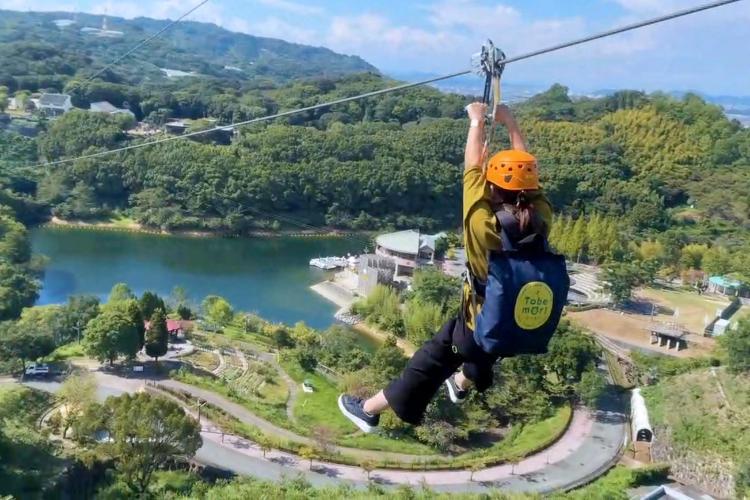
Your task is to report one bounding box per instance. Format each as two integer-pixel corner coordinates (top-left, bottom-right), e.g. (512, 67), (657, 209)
(83, 0), (210, 84)
(32, 0), (743, 169)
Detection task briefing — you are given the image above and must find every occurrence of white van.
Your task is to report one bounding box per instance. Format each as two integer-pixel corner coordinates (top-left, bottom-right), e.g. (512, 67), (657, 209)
(25, 363), (50, 376)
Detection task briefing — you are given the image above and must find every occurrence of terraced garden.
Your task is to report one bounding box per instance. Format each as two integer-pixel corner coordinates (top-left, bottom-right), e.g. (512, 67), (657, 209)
(181, 350), (220, 373)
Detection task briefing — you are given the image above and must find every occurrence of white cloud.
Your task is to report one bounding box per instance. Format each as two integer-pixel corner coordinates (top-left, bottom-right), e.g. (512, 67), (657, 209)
(257, 0), (323, 16)
(233, 16), (317, 45)
(87, 0), (226, 25)
(612, 0), (684, 14)
(322, 3), (591, 75)
(0, 0), (77, 11)
(427, 0), (520, 30)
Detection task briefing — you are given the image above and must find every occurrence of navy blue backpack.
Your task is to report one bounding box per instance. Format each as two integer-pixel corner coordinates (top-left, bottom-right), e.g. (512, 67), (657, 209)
(471, 209), (570, 357)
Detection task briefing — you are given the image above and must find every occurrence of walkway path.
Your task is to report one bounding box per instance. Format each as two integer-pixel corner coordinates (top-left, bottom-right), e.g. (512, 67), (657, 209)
(212, 349), (226, 376)
(13, 364), (626, 493)
(156, 378), (440, 463)
(235, 349), (249, 378)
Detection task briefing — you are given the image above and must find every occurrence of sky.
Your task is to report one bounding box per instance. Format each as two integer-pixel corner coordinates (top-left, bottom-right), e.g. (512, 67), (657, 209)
(2, 0), (749, 95)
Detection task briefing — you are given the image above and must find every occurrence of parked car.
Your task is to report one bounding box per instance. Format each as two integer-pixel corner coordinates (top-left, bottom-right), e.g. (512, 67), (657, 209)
(302, 379), (314, 393)
(24, 363), (50, 376)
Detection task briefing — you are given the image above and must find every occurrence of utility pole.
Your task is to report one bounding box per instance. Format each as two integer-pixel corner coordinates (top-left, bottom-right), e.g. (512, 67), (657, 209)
(196, 399), (206, 424)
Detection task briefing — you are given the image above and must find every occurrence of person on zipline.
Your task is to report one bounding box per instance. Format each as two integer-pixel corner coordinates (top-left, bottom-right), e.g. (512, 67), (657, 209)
(338, 102), (569, 432)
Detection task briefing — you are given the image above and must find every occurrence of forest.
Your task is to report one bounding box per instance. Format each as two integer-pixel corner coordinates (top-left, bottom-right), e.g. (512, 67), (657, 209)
(0, 9), (374, 93)
(3, 73), (749, 286)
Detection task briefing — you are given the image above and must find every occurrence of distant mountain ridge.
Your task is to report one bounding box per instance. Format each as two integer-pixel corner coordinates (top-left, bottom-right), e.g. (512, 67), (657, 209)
(0, 9), (377, 90)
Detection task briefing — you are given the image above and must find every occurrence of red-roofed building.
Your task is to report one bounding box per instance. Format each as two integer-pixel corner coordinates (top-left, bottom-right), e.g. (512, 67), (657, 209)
(143, 319), (192, 336)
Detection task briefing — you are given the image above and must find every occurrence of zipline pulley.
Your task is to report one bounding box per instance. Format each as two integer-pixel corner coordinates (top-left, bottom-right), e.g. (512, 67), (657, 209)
(471, 39), (506, 163)
(476, 39), (506, 108)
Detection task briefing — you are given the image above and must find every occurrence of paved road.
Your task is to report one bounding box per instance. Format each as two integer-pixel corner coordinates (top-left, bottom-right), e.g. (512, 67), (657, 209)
(157, 378), (439, 463)
(13, 370), (627, 493)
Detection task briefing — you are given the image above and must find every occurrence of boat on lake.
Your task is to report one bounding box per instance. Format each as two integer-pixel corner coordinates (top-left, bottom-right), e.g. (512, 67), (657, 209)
(309, 256), (348, 270)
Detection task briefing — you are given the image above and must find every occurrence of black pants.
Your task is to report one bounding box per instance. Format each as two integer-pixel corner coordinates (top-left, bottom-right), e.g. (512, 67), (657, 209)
(383, 315), (499, 425)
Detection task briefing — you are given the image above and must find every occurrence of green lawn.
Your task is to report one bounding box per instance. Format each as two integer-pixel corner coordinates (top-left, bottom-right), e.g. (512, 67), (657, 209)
(449, 404), (572, 466)
(173, 368), (289, 426)
(46, 342), (86, 361)
(280, 359), (435, 455)
(222, 321), (275, 350)
(639, 287), (730, 333)
(642, 368), (749, 462)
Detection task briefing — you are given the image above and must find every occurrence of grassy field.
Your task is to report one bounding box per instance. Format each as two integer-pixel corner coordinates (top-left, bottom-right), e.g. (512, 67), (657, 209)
(638, 287), (730, 333)
(46, 342), (86, 361)
(174, 367), (289, 426)
(280, 359), (435, 455)
(641, 368), (749, 463)
(451, 405), (572, 464)
(222, 320), (276, 350)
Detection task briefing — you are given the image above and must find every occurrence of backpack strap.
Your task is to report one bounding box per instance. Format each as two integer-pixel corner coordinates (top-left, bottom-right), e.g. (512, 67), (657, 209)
(494, 207), (550, 253)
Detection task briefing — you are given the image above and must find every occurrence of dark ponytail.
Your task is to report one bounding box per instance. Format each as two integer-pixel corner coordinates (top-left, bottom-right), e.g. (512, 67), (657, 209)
(495, 188), (547, 237)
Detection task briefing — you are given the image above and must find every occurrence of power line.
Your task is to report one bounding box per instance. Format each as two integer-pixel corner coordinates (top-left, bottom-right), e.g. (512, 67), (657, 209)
(83, 0), (210, 84)
(33, 0), (742, 169)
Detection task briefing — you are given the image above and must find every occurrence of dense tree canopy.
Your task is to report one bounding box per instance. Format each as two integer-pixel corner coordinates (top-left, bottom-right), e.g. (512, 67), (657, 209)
(720, 318), (750, 373)
(95, 393), (201, 495)
(83, 306), (140, 365)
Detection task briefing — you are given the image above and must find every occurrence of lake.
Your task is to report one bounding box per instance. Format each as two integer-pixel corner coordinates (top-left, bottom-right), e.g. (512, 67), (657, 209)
(32, 228), (367, 329)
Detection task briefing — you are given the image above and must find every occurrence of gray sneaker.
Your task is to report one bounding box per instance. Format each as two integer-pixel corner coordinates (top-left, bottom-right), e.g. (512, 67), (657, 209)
(445, 374), (468, 404)
(338, 394), (380, 433)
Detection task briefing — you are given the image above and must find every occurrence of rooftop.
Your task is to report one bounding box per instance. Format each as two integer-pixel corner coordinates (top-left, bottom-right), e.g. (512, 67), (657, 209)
(709, 275), (743, 288)
(376, 230), (446, 255)
(377, 230), (420, 255)
(143, 319), (190, 332)
(90, 101), (118, 113)
(39, 93), (70, 108)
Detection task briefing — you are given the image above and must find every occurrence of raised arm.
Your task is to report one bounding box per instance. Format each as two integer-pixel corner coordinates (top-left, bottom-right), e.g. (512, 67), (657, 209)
(464, 102), (487, 171)
(494, 104), (527, 152)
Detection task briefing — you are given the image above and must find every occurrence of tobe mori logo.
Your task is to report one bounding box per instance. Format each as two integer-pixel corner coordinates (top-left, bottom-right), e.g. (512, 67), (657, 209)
(514, 282), (554, 330)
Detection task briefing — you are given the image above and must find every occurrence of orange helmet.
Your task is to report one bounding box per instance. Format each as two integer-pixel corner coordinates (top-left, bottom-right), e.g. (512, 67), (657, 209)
(486, 150), (539, 191)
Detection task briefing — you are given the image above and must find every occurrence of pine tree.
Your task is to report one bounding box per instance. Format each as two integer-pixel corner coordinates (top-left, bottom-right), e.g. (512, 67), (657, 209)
(570, 216), (588, 263)
(556, 216), (574, 258)
(586, 213), (607, 264)
(145, 308), (169, 363)
(603, 218), (622, 261)
(548, 215), (563, 252)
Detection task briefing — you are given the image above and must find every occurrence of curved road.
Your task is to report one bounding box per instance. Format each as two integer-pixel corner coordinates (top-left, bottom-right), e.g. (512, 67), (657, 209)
(14, 368), (626, 493)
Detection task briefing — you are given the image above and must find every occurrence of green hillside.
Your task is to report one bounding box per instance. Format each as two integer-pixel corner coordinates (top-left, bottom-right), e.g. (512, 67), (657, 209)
(0, 9), (376, 93)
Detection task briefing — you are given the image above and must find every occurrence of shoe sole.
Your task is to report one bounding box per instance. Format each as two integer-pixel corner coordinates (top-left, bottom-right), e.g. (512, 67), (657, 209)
(445, 378), (466, 405)
(337, 394), (375, 434)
